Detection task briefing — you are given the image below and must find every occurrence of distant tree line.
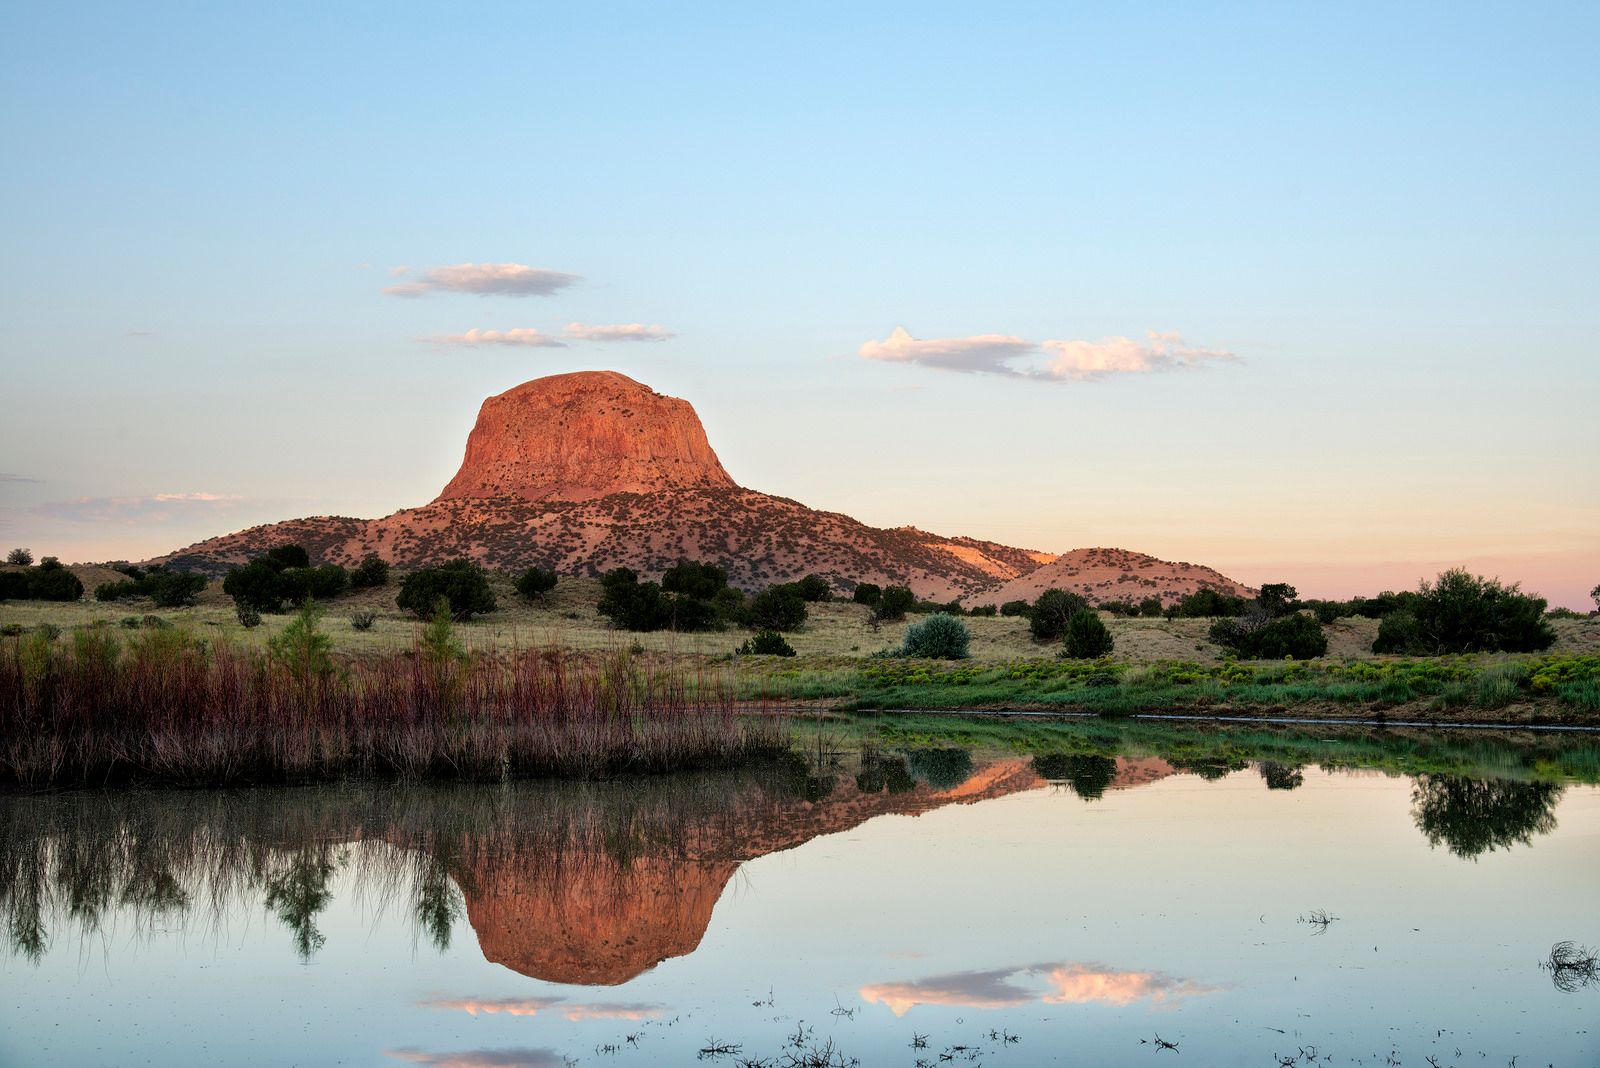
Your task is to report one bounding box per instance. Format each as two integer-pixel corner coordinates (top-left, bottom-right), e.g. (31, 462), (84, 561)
(0, 554), (84, 602)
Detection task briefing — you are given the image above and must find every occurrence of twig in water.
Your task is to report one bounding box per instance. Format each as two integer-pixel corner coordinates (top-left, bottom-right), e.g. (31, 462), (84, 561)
(1542, 940), (1598, 992)
(1297, 909), (1339, 933)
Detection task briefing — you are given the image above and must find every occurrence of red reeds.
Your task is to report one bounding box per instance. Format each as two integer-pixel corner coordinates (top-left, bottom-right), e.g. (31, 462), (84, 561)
(0, 627), (787, 788)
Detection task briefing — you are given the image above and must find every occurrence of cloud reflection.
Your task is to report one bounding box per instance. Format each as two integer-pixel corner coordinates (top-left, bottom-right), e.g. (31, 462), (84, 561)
(861, 962), (1223, 1017)
(424, 996), (665, 1022)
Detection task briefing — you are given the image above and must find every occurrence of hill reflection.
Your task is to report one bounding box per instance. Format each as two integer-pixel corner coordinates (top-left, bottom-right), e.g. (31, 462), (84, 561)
(0, 743), (1574, 980)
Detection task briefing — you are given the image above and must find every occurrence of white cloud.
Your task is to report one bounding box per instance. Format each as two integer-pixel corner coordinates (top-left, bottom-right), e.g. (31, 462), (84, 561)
(859, 326), (1236, 381)
(383, 263), (580, 298)
(562, 322), (675, 342)
(859, 327), (1034, 374)
(420, 328), (567, 348)
(1040, 330), (1237, 380)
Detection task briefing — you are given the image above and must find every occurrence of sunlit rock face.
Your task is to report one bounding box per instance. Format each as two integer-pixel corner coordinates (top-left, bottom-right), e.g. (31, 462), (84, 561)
(153, 371), (1251, 600)
(435, 371), (736, 503)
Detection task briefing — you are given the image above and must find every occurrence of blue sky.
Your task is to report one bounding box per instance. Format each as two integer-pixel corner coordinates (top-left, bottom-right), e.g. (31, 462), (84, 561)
(1, 2), (1595, 605)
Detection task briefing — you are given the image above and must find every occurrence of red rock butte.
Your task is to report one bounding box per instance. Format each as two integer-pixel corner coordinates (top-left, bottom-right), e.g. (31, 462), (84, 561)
(156, 369), (1252, 603)
(435, 371), (736, 503)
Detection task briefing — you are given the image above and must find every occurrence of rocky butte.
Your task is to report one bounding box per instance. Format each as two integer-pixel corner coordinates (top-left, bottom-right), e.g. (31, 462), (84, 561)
(160, 370), (1251, 603)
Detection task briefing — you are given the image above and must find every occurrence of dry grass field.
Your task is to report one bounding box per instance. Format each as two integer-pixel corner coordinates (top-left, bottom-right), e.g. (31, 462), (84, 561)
(4, 566), (1597, 665)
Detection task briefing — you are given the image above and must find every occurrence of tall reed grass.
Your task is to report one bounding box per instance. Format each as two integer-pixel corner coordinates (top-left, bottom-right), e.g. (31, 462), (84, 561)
(0, 620), (787, 788)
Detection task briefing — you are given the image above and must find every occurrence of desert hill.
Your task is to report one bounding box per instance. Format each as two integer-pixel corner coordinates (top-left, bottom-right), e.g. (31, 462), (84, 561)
(976, 547), (1254, 607)
(155, 371), (1250, 603)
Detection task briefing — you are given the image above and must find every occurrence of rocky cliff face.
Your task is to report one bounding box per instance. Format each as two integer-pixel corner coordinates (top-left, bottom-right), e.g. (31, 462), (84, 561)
(435, 371), (736, 503)
(154, 370), (1249, 602)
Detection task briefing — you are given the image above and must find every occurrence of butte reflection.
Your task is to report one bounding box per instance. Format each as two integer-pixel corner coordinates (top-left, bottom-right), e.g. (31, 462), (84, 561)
(0, 753), (1571, 981)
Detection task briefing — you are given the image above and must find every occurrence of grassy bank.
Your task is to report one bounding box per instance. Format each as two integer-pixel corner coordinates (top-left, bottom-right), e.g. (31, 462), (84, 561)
(0, 625), (785, 790)
(736, 652), (1600, 723)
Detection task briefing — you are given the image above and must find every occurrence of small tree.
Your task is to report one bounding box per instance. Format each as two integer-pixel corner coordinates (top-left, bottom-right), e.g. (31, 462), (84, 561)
(852, 582), (882, 607)
(901, 613), (971, 659)
(396, 560), (497, 620)
(999, 599), (1030, 617)
(596, 570), (670, 631)
(1062, 609), (1114, 658)
(5, 548), (32, 566)
(1212, 613), (1328, 659)
(1029, 589), (1089, 641)
(747, 586), (808, 632)
(1137, 596), (1164, 618)
(269, 601), (334, 712)
(350, 555), (390, 589)
(514, 566), (559, 602)
(874, 585), (916, 622)
(662, 560), (728, 600)
(1257, 583), (1299, 618)
(224, 559), (286, 613)
(265, 544), (311, 570)
(794, 574), (832, 603)
(1371, 568), (1554, 654)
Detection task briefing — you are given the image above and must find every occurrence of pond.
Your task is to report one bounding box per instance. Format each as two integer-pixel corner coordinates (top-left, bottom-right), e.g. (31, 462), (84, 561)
(2, 720), (1597, 1067)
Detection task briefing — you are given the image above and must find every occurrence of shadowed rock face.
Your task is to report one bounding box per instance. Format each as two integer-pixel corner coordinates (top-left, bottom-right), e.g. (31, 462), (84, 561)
(436, 371), (736, 503)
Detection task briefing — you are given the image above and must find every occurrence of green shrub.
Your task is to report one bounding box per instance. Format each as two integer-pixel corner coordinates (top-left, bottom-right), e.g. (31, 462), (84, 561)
(1371, 569), (1555, 654)
(1372, 610), (1423, 654)
(350, 610), (376, 631)
(1137, 597), (1164, 618)
(223, 560), (286, 613)
(235, 604), (262, 628)
(1172, 588), (1248, 618)
(280, 564), (349, 606)
(514, 566), (559, 602)
(968, 604), (997, 617)
(1211, 612), (1328, 659)
(712, 586), (747, 624)
(738, 630), (796, 656)
(142, 569), (207, 608)
(875, 585), (916, 622)
(596, 570), (670, 631)
(94, 568), (205, 607)
(24, 566), (83, 602)
(999, 599), (1030, 617)
(900, 613), (971, 659)
(265, 544), (310, 570)
(852, 582), (882, 607)
(1063, 609), (1114, 658)
(395, 560), (497, 620)
(350, 555), (390, 589)
(747, 586), (808, 632)
(661, 560), (728, 600)
(96, 580), (140, 602)
(5, 548), (32, 566)
(1029, 589), (1089, 641)
(793, 574), (832, 603)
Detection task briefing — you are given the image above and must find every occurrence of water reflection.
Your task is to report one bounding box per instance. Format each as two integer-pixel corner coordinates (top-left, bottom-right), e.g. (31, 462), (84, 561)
(1410, 775), (1565, 859)
(0, 754), (1041, 979)
(0, 734), (1585, 978)
(859, 962), (1224, 1015)
(386, 1047), (568, 1068)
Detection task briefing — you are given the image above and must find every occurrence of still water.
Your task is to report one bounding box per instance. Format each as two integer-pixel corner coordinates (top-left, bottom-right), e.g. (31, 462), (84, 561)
(2, 722), (1596, 1067)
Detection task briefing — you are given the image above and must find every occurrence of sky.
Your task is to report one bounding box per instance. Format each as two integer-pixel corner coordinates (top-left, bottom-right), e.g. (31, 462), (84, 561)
(0, 2), (1595, 607)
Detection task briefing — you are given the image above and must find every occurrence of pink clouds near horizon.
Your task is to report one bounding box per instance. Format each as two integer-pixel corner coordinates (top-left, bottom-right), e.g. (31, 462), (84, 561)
(859, 327), (1236, 380)
(859, 961), (1223, 1017)
(383, 263), (580, 298)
